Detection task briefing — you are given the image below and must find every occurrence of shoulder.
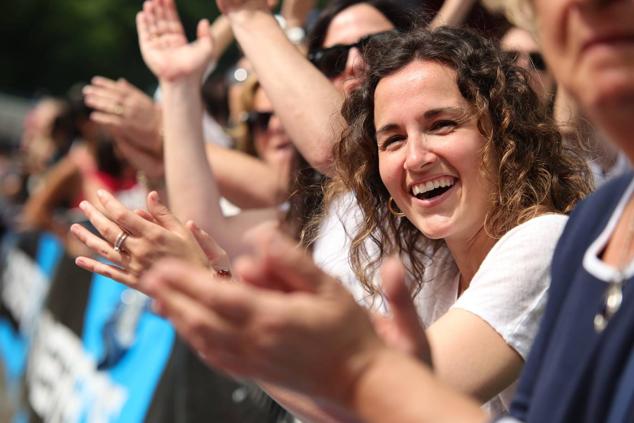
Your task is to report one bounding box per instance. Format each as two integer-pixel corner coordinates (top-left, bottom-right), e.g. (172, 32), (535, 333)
(452, 214), (568, 359)
(564, 172), (634, 235)
(479, 213), (568, 274)
(552, 172), (633, 282)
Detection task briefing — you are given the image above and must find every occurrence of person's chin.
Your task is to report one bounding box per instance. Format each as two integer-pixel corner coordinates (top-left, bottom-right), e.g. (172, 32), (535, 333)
(579, 69), (634, 113)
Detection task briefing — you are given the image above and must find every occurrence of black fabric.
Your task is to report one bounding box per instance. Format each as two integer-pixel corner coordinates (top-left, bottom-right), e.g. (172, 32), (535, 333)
(144, 337), (292, 423)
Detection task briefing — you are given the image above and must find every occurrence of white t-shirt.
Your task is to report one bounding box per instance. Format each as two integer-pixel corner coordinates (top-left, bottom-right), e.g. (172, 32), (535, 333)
(312, 192), (380, 305)
(316, 199), (567, 416)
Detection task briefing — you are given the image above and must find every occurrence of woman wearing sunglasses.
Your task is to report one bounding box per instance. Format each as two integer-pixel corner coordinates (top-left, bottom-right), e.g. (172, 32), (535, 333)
(233, 76), (295, 194)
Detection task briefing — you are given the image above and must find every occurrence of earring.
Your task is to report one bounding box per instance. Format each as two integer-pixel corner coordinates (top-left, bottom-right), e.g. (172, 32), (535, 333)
(387, 197), (405, 217)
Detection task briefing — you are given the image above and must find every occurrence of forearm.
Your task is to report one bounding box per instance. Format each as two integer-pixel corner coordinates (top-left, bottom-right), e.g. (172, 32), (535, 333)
(348, 348), (487, 423)
(160, 78), (226, 234)
(226, 10), (344, 175)
(160, 78), (276, 258)
(260, 383), (360, 423)
(206, 144), (289, 208)
(210, 15), (234, 61)
(429, 0), (477, 28)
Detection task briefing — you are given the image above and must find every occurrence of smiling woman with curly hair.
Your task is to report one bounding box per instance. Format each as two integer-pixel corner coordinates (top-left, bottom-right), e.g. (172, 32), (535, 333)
(320, 26), (593, 413)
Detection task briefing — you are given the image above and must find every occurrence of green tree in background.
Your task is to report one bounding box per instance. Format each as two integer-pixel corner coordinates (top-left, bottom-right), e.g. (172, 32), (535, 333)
(0, 0), (222, 98)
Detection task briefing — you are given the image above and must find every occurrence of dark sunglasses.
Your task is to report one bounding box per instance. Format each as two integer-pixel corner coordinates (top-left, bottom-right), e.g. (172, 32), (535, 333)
(507, 50), (547, 71)
(244, 111), (273, 131)
(308, 30), (394, 78)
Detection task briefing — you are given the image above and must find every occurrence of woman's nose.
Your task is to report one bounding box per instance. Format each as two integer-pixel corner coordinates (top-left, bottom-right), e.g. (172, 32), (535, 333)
(404, 137), (437, 171)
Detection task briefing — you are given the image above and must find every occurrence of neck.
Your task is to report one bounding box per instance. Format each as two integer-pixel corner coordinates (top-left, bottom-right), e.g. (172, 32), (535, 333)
(445, 226), (497, 290)
(587, 100), (634, 164)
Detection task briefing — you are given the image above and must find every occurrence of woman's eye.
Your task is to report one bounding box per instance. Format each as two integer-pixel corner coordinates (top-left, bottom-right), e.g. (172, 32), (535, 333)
(430, 120), (457, 133)
(380, 135), (405, 149)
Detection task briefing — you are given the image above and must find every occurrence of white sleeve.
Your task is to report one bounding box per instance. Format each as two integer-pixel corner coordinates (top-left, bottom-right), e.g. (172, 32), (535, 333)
(451, 214), (568, 360)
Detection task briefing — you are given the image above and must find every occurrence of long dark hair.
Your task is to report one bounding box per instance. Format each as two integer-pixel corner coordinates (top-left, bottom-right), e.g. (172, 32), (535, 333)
(307, 0), (417, 55)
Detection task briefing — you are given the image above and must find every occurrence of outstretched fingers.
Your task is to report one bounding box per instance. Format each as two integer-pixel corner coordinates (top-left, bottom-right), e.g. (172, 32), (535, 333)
(145, 191), (184, 233)
(70, 223), (128, 267)
(96, 189), (153, 236)
(78, 200), (134, 246)
(75, 256), (139, 287)
(186, 221), (230, 269)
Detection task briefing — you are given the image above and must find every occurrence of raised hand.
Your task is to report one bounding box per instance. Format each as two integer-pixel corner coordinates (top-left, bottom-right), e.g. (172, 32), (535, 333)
(216, 0), (272, 16)
(83, 76), (162, 155)
(140, 225), (386, 404)
(71, 190), (229, 287)
(136, 0), (214, 81)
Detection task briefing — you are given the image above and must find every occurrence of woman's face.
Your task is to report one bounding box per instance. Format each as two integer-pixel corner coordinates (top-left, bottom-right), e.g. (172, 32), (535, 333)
(532, 0), (634, 127)
(375, 60), (493, 243)
(323, 3), (394, 95)
(252, 87), (294, 169)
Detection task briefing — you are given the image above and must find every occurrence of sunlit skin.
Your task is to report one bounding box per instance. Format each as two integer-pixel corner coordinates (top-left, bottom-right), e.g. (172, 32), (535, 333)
(532, 0), (634, 155)
(501, 27), (554, 102)
(375, 60), (495, 284)
(322, 3), (394, 95)
(251, 87), (294, 170)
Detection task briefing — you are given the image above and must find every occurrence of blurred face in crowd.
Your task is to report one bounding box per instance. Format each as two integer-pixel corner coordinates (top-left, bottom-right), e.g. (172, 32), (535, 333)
(251, 87), (294, 170)
(501, 27), (554, 102)
(375, 60), (492, 245)
(322, 3), (394, 95)
(21, 99), (64, 172)
(531, 0), (634, 150)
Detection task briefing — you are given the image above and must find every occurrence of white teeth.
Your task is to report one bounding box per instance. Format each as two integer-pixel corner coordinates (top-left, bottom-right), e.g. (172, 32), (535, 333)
(412, 177), (455, 196)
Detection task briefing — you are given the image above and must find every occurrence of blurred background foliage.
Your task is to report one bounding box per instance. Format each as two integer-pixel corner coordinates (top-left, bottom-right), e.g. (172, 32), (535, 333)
(0, 0), (225, 98)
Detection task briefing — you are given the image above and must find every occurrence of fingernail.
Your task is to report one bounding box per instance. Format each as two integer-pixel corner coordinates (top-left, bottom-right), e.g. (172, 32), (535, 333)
(97, 189), (107, 198)
(79, 201), (88, 210)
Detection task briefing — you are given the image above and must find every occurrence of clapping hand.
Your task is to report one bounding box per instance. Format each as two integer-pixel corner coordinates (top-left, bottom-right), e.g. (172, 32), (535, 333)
(136, 0), (215, 81)
(83, 76), (162, 157)
(71, 190), (230, 287)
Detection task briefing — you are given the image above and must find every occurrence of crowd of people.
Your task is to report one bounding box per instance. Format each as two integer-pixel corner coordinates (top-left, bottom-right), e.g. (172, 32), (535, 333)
(1, 0), (633, 421)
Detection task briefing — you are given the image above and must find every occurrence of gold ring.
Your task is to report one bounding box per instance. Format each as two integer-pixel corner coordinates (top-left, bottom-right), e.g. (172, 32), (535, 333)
(113, 231), (129, 253)
(113, 105), (124, 116)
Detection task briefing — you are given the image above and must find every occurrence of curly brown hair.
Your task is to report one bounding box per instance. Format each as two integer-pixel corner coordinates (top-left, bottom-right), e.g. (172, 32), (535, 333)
(326, 26), (593, 295)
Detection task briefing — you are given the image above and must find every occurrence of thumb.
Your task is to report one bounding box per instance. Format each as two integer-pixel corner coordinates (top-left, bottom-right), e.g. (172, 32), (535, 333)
(195, 19), (214, 55)
(186, 220), (229, 268)
(380, 256), (432, 365)
(146, 191), (183, 232)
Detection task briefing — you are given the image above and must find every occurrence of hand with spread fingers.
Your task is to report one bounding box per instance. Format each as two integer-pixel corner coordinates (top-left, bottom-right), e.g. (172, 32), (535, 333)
(136, 0), (215, 82)
(83, 76), (163, 156)
(71, 189), (230, 287)
(139, 225), (387, 405)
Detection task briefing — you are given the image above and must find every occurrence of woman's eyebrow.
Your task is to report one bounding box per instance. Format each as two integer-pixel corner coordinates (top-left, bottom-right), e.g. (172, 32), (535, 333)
(423, 106), (465, 119)
(375, 123), (400, 136)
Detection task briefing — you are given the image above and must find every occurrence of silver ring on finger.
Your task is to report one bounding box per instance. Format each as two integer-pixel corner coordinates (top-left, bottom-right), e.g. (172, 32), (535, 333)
(113, 231), (129, 253)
